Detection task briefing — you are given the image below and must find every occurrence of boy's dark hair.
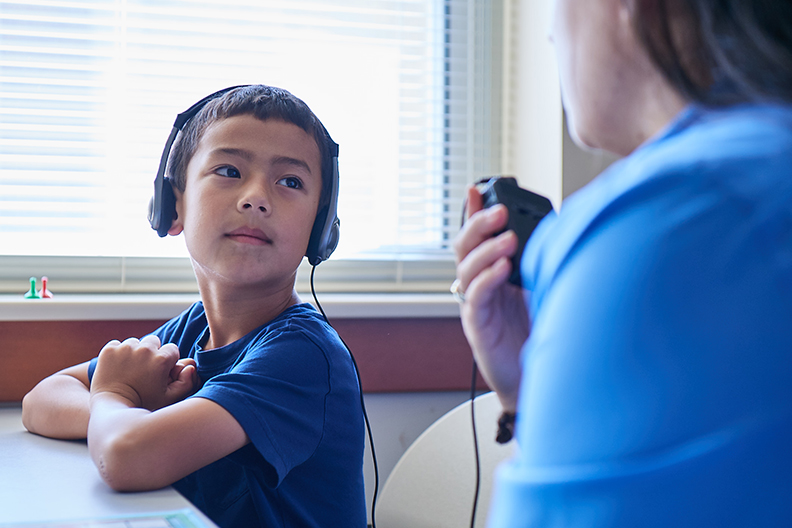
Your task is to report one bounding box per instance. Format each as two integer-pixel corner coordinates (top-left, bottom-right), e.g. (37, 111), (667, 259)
(633, 0), (792, 105)
(167, 85), (335, 211)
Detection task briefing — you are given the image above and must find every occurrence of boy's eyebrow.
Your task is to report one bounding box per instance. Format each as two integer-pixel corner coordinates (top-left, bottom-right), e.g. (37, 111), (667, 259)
(271, 155), (313, 174)
(213, 147), (254, 161)
(212, 149), (313, 173)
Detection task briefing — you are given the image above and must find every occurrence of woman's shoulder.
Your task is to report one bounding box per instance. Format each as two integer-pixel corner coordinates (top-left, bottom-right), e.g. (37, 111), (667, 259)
(568, 103), (792, 221)
(638, 103), (792, 185)
(523, 104), (792, 298)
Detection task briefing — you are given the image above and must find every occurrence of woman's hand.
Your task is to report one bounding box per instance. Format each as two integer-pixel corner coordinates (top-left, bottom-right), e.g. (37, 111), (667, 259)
(453, 186), (530, 412)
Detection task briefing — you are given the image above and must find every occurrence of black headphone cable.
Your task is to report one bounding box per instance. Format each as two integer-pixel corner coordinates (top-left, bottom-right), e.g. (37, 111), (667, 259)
(469, 360), (481, 528)
(460, 185), (484, 528)
(310, 265), (380, 528)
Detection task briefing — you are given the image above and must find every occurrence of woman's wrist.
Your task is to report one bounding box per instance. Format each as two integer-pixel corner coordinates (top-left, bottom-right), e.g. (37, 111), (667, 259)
(495, 410), (517, 444)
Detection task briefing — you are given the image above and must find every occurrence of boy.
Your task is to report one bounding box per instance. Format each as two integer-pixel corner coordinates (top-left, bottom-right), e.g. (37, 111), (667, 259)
(21, 85), (367, 528)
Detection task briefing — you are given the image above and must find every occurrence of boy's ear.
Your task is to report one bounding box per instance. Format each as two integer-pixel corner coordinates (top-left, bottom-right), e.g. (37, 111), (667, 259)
(167, 187), (184, 236)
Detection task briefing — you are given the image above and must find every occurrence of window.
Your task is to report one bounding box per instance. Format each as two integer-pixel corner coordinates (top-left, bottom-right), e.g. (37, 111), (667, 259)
(0, 0), (504, 293)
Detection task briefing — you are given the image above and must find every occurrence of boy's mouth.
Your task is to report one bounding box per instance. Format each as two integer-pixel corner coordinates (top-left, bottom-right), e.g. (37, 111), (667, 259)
(226, 227), (272, 245)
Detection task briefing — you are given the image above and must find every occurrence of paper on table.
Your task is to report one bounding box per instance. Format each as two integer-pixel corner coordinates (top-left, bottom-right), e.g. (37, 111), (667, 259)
(0, 508), (209, 528)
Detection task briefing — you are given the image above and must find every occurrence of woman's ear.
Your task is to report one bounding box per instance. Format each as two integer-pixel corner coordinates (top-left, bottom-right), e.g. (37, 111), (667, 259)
(619, 0), (637, 18)
(617, 0), (638, 40)
(167, 187), (184, 236)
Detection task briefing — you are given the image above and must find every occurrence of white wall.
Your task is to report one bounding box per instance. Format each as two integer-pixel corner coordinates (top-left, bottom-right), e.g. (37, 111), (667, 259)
(503, 0), (564, 208)
(504, 1), (619, 207)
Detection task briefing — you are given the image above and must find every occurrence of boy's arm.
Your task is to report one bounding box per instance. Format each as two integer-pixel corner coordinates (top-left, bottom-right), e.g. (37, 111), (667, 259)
(22, 362), (91, 439)
(88, 335), (249, 491)
(21, 344), (197, 440)
(89, 394), (249, 491)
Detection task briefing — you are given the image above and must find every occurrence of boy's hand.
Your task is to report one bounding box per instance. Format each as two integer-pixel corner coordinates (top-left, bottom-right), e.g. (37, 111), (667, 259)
(91, 335), (198, 411)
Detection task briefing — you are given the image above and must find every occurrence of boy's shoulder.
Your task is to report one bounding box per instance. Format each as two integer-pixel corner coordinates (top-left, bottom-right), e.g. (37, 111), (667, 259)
(257, 302), (342, 351)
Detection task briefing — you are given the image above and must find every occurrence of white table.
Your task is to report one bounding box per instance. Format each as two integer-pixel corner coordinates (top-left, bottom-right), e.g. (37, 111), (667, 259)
(0, 405), (217, 527)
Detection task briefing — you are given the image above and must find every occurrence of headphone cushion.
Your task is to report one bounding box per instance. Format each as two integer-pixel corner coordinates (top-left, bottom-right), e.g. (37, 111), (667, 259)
(156, 178), (176, 237)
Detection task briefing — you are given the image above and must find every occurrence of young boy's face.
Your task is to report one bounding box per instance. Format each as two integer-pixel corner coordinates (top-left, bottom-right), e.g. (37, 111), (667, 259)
(169, 115), (323, 290)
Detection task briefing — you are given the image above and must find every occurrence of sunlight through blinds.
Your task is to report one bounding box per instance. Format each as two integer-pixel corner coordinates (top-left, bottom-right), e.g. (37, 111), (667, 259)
(0, 0), (502, 286)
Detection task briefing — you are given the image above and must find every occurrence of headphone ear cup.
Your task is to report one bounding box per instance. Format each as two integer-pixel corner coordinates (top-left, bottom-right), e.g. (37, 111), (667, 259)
(149, 87), (247, 239)
(306, 210), (339, 266)
(306, 152), (340, 265)
(152, 178), (176, 238)
(322, 217), (340, 259)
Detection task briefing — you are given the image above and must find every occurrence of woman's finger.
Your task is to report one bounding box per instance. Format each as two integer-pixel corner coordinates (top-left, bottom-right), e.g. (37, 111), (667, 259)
(466, 255), (513, 309)
(453, 204), (510, 265)
(456, 230), (518, 293)
(464, 185), (484, 220)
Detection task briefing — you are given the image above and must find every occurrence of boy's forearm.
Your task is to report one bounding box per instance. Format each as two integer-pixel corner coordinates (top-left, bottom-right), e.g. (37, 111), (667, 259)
(88, 392), (178, 492)
(88, 392), (156, 491)
(22, 375), (90, 439)
(87, 394), (249, 493)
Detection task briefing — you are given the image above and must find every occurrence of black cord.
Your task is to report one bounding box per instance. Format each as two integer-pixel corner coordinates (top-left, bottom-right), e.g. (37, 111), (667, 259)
(470, 360), (481, 528)
(462, 182), (493, 528)
(310, 265), (380, 528)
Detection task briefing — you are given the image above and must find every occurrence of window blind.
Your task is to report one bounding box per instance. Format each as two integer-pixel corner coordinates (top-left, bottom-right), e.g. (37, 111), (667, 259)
(0, 0), (503, 292)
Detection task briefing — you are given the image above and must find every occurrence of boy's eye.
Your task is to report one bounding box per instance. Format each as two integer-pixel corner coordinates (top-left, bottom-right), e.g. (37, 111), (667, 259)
(277, 176), (303, 190)
(216, 166), (241, 179)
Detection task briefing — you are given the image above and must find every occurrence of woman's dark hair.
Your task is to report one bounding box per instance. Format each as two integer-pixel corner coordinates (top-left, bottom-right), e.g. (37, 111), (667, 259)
(167, 85), (335, 210)
(633, 0), (792, 105)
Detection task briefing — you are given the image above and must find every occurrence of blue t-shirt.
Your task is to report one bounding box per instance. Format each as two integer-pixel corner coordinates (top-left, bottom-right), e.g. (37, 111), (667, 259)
(90, 302), (366, 528)
(488, 104), (792, 527)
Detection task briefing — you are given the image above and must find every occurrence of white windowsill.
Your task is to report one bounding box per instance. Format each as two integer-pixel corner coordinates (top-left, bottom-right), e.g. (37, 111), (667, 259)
(0, 293), (460, 322)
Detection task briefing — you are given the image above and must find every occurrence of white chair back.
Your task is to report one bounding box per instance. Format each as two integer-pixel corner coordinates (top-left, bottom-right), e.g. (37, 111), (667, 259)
(376, 391), (515, 528)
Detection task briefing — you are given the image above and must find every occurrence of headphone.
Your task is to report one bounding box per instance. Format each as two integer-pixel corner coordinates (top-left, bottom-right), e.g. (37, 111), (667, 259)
(147, 85), (341, 266)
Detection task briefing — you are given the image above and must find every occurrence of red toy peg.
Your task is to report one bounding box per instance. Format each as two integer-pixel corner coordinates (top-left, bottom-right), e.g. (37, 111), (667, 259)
(39, 276), (54, 298)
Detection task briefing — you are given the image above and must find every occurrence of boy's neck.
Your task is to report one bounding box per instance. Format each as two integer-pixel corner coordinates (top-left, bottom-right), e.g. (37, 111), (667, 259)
(198, 283), (301, 350)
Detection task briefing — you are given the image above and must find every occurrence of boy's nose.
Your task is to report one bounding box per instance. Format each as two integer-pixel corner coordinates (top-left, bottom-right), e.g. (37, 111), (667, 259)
(242, 201), (267, 213)
(239, 182), (270, 213)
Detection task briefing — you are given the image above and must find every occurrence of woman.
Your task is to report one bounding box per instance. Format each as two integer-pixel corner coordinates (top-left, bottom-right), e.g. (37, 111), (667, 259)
(454, 0), (792, 526)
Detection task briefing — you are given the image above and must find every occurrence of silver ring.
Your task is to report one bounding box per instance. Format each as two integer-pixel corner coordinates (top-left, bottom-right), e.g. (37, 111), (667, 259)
(450, 279), (466, 304)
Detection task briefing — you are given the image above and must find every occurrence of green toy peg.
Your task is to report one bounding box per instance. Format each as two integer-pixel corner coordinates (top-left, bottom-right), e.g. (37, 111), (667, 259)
(24, 277), (41, 299)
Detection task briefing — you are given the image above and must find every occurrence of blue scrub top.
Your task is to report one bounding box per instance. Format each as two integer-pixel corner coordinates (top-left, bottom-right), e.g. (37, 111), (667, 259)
(488, 103), (792, 527)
